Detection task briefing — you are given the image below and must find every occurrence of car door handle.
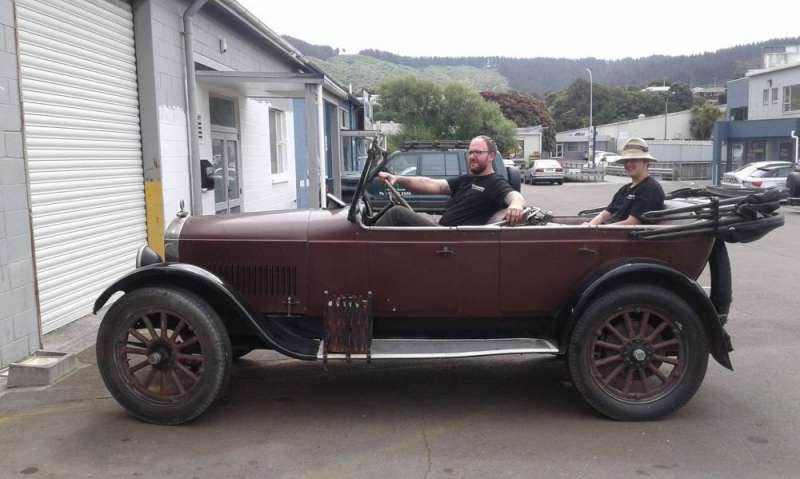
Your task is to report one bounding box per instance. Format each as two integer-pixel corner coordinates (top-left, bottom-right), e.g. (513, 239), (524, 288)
(578, 247), (597, 256)
(435, 246), (455, 256)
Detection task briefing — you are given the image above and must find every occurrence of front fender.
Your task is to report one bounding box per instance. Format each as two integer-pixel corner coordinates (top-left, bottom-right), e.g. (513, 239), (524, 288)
(94, 263), (316, 360)
(558, 260), (733, 370)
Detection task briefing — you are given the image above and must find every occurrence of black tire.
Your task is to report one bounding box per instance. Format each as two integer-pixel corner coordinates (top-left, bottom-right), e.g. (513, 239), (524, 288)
(96, 287), (232, 425)
(557, 180), (564, 185)
(787, 172), (800, 197)
(567, 284), (709, 420)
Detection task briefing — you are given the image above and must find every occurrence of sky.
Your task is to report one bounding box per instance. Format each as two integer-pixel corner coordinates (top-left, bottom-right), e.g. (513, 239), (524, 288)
(238, 0), (799, 60)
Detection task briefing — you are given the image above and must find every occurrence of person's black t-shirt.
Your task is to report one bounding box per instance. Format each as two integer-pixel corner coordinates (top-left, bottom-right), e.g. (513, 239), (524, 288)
(606, 176), (665, 223)
(439, 174), (514, 226)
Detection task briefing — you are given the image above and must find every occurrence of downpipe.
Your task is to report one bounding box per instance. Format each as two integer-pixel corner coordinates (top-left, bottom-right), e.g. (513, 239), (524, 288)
(183, 0), (208, 216)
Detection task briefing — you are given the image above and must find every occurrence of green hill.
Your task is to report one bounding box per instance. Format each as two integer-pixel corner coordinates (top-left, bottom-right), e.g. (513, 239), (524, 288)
(310, 55), (510, 93)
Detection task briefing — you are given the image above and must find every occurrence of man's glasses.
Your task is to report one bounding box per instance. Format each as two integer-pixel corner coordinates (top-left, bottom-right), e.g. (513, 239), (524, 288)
(468, 150), (490, 156)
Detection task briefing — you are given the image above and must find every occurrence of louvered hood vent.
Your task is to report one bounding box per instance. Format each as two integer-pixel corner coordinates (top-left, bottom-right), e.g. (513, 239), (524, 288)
(205, 264), (297, 297)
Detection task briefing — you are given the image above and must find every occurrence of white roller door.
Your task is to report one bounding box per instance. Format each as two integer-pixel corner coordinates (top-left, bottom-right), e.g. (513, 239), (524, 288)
(15, 0), (146, 333)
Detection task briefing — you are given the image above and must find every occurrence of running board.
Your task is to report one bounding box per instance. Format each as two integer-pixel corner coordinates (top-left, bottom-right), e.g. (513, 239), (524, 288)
(317, 338), (558, 360)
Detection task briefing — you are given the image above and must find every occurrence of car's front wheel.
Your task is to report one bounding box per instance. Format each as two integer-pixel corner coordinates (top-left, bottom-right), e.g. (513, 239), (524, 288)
(96, 287), (232, 425)
(567, 284), (708, 420)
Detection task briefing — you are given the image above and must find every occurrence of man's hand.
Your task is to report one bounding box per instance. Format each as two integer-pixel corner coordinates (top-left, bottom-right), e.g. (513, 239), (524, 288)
(504, 205), (525, 225)
(378, 172), (397, 185)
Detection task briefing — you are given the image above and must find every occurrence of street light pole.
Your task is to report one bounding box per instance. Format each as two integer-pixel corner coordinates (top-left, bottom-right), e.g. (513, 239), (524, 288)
(664, 93), (669, 140)
(586, 68), (593, 163)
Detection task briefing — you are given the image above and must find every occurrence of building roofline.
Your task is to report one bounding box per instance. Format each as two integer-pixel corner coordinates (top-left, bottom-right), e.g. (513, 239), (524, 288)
(745, 62), (800, 77)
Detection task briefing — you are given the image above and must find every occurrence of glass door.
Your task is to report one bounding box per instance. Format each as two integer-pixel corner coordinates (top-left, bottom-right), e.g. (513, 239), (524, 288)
(211, 132), (241, 214)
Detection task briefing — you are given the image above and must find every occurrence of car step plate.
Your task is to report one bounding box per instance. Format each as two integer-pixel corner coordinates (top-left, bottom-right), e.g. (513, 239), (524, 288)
(317, 338), (558, 360)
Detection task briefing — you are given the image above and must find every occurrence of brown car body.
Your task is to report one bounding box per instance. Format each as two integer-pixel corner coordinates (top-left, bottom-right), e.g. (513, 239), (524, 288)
(97, 146), (784, 424)
(176, 208), (713, 321)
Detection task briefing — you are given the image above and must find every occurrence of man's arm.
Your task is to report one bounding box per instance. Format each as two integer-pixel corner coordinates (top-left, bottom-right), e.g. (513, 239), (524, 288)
(588, 210), (612, 225)
(378, 172), (450, 194)
(503, 191), (526, 225)
(612, 215), (642, 226)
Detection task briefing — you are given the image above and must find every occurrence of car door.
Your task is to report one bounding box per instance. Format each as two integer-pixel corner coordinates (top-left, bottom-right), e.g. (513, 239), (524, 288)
(498, 227), (602, 317)
(367, 225), (500, 318)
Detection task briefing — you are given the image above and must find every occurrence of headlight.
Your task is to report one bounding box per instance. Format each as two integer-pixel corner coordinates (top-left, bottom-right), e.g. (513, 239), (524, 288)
(136, 244), (162, 268)
(164, 214), (187, 262)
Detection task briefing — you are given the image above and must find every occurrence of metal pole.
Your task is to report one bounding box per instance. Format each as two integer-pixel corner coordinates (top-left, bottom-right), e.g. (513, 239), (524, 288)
(183, 0), (208, 216)
(585, 68), (592, 163)
(664, 95), (669, 140)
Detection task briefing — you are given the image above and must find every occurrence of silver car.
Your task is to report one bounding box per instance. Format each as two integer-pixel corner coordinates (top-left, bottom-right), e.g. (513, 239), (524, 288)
(721, 161), (793, 189)
(524, 159), (564, 185)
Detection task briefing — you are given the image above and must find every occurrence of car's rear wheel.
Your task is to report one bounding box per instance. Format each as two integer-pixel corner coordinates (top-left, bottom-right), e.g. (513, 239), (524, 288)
(96, 287), (232, 425)
(567, 284), (708, 420)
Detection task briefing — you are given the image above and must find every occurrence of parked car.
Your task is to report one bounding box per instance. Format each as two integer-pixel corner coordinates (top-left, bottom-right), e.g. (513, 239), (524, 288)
(342, 141), (521, 213)
(524, 159), (564, 184)
(94, 142), (784, 424)
(721, 161), (793, 189)
(595, 151), (621, 164)
(785, 164), (800, 197)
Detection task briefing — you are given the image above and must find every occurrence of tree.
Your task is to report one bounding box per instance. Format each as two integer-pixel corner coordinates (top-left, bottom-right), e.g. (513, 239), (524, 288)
(480, 91), (556, 154)
(546, 79), (704, 133)
(376, 77), (517, 153)
(689, 103), (723, 140)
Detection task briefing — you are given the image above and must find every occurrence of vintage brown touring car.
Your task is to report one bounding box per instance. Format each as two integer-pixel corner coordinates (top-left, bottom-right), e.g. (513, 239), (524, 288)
(95, 142), (785, 424)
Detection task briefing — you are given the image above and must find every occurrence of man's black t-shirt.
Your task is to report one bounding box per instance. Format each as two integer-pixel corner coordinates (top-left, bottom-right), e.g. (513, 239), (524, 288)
(439, 174), (513, 226)
(606, 176), (665, 223)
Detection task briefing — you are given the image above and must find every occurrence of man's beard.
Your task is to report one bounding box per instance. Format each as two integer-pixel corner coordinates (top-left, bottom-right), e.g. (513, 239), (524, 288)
(470, 162), (488, 175)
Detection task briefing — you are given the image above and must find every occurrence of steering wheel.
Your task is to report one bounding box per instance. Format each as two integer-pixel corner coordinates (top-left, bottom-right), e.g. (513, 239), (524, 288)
(383, 179), (415, 213)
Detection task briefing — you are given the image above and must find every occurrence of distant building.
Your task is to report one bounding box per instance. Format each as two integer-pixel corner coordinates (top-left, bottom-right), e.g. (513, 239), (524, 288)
(692, 86), (726, 103)
(713, 47), (800, 181)
(515, 126), (544, 161)
(641, 86), (671, 93)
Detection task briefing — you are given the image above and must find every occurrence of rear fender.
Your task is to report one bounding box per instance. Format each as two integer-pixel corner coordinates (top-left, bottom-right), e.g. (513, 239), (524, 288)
(556, 260), (733, 370)
(94, 263), (317, 360)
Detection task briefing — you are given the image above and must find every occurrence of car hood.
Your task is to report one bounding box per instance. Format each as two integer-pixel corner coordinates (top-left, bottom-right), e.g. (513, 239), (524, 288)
(180, 209), (312, 241)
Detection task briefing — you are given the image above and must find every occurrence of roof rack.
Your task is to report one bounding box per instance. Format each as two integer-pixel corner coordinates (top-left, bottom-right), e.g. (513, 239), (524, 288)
(399, 140), (470, 151)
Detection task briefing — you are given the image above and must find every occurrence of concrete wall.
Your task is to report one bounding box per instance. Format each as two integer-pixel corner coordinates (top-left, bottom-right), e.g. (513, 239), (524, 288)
(647, 140), (713, 162)
(727, 77), (749, 110)
(596, 110), (693, 142)
(748, 66), (800, 120)
(0, 0), (39, 367)
(138, 0), (302, 222)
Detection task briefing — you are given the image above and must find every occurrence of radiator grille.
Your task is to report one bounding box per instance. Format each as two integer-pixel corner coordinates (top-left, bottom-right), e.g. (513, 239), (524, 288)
(205, 264), (297, 297)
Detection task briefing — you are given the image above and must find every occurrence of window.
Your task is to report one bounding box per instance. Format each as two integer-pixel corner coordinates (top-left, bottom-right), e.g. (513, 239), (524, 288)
(748, 141), (766, 162)
(419, 153), (461, 177)
(779, 142), (794, 162)
(555, 144), (564, 158)
(784, 84), (800, 112)
(269, 109), (287, 175)
(385, 154), (418, 176)
(772, 87), (779, 104)
(340, 108), (350, 129)
(763, 89), (769, 105)
(210, 97), (236, 127)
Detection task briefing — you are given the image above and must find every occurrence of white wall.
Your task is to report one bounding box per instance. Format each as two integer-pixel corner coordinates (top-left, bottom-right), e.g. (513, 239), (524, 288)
(240, 98), (297, 212)
(520, 134), (542, 160)
(748, 67), (800, 120)
(158, 105), (191, 222)
(596, 110), (693, 146)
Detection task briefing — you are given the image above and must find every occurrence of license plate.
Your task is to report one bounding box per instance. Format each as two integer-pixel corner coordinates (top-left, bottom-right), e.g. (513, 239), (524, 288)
(546, 168), (555, 172)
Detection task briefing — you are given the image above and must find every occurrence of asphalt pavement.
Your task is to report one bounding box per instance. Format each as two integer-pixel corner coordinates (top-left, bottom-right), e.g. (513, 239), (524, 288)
(1, 178), (798, 479)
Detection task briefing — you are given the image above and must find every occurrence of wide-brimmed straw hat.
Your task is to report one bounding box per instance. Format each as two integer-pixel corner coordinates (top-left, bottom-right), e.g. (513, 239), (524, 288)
(618, 138), (657, 162)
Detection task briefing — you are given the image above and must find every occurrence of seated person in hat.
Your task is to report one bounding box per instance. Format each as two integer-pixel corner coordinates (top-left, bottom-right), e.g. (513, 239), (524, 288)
(588, 138), (665, 225)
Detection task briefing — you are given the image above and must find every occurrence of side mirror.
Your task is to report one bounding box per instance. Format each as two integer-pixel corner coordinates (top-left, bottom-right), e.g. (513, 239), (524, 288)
(200, 159), (214, 190)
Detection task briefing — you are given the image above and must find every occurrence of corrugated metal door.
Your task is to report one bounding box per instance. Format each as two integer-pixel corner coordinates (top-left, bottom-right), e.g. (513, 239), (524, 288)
(15, 0), (146, 332)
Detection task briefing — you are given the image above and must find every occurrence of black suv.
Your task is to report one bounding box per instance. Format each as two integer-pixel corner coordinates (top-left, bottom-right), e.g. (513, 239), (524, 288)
(341, 141), (521, 213)
(787, 164), (800, 198)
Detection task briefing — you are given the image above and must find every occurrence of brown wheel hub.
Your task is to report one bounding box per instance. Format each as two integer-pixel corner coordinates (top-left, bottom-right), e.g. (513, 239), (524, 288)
(590, 308), (687, 402)
(117, 310), (205, 401)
